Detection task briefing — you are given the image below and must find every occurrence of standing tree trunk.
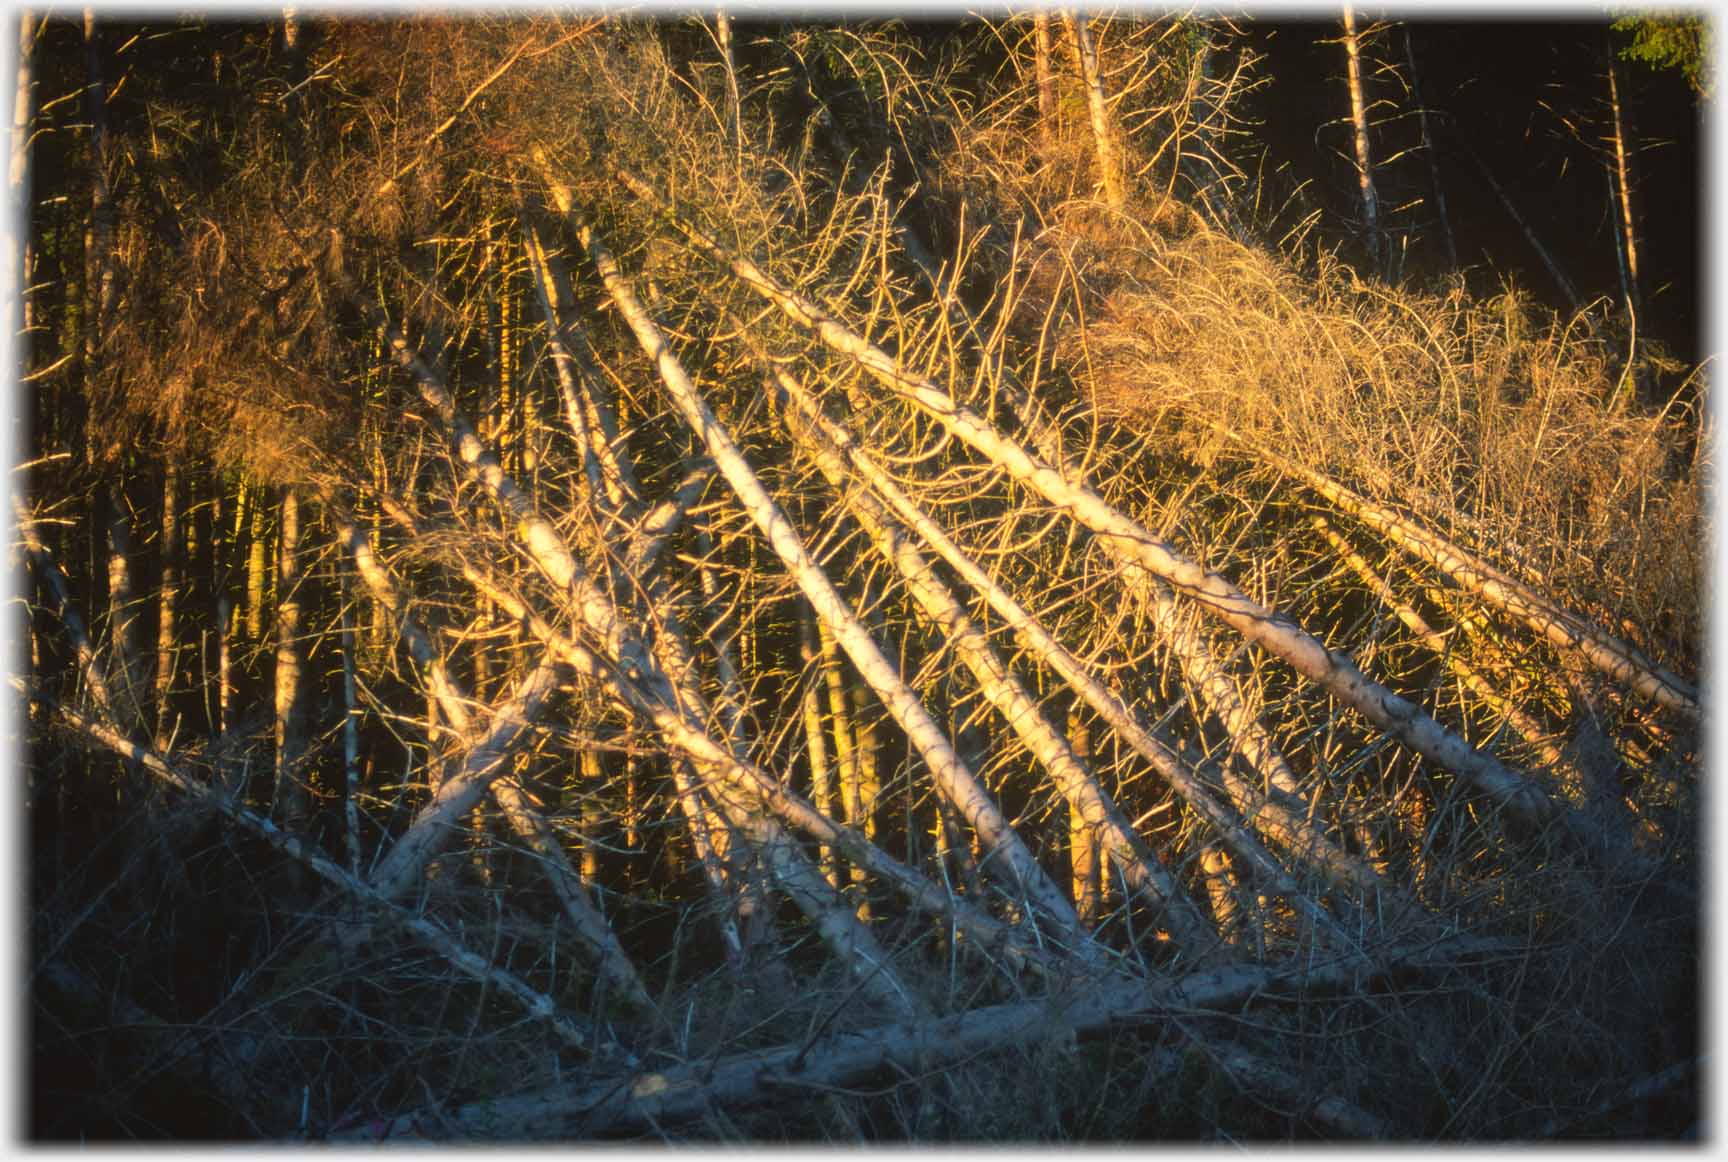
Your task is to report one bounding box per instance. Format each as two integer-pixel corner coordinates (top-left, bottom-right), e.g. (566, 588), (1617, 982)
(816, 618), (860, 889)
(579, 748), (604, 882)
(715, 9), (742, 163)
(245, 485), (268, 642)
(273, 487), (307, 830)
(339, 563), (363, 875)
(1200, 845), (1241, 946)
(1067, 705), (1100, 922)
(1032, 12), (1058, 162)
(798, 608), (837, 887)
(85, 11), (141, 742)
(1605, 40), (1644, 327)
(103, 486), (141, 730)
(82, 9), (116, 328)
(152, 464), (179, 750)
(1063, 11), (1124, 208)
(1341, 5), (1381, 271)
(848, 679), (879, 921)
(9, 9), (35, 381)
(210, 486), (237, 789)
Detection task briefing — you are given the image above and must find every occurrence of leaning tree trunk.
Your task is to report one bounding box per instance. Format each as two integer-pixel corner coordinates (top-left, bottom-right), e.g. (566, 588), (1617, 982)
(629, 180), (1607, 858)
(574, 209), (1098, 958)
(1222, 427), (1697, 717)
(768, 361), (1217, 949)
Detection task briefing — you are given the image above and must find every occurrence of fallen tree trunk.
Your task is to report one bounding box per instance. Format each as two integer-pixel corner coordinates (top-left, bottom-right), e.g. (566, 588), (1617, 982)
(330, 930), (1504, 1140)
(375, 497), (1070, 984)
(362, 315), (923, 1013)
(1310, 514), (1578, 793)
(328, 497), (655, 1010)
(24, 682), (620, 1059)
(1219, 427), (1697, 717)
(574, 210), (1097, 958)
(764, 362), (1403, 935)
(526, 209), (925, 1010)
(621, 176), (1593, 854)
(361, 657), (564, 903)
(767, 356), (1219, 952)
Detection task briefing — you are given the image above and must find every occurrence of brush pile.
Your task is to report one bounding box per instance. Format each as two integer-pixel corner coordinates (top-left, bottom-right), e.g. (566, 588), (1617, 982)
(23, 14), (1699, 1141)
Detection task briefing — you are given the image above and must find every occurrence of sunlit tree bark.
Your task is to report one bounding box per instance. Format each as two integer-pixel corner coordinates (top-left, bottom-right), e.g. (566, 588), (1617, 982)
(1341, 5), (1381, 270)
(1063, 11), (1124, 208)
(271, 487), (307, 829)
(1032, 12), (1057, 161)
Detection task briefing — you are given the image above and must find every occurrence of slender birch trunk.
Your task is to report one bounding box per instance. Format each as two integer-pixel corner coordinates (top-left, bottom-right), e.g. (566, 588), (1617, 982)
(246, 487), (268, 642)
(16, 496), (114, 716)
(1062, 11), (1124, 208)
(1200, 845), (1241, 946)
(848, 679), (880, 920)
(104, 484), (142, 729)
(1341, 6), (1381, 270)
(799, 609), (838, 886)
(1605, 41), (1643, 324)
(152, 464), (179, 750)
(816, 617), (861, 892)
(1067, 706), (1100, 922)
(339, 567), (363, 876)
(576, 750), (603, 882)
(365, 657), (563, 902)
(1456, 136), (1584, 313)
(1311, 515), (1579, 796)
(272, 487), (307, 829)
(520, 207), (605, 498)
(216, 555), (234, 785)
(8, 9), (35, 393)
(82, 9), (116, 327)
(493, 765), (656, 1013)
(1032, 13), (1058, 161)
(715, 9), (742, 162)
(694, 519), (751, 753)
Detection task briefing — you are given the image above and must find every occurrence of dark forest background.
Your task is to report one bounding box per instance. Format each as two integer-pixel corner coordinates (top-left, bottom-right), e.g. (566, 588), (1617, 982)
(1249, 19), (1701, 363)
